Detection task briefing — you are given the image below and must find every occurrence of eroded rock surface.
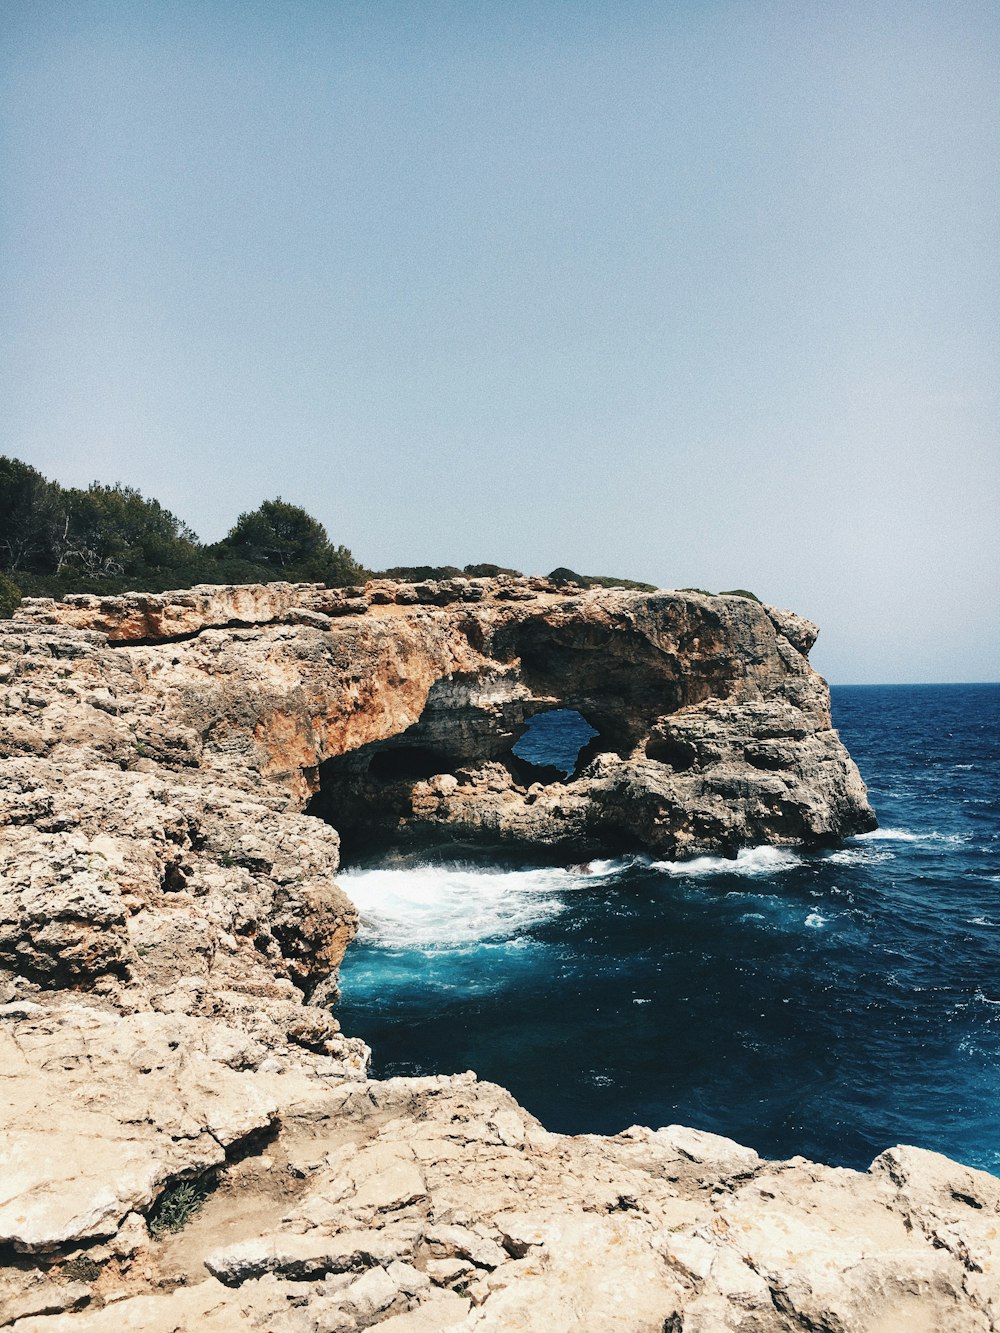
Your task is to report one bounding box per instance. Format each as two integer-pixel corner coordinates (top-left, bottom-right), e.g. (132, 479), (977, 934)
(3, 1073), (997, 1331)
(11, 576), (874, 859)
(2, 579), (993, 1331)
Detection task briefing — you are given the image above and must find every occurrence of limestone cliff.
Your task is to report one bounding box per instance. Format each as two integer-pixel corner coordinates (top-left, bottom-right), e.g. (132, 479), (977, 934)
(13, 574), (875, 860)
(1, 579), (995, 1333)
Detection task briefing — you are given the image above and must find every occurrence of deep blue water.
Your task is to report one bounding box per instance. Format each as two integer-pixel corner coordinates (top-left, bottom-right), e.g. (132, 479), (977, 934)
(337, 684), (1000, 1175)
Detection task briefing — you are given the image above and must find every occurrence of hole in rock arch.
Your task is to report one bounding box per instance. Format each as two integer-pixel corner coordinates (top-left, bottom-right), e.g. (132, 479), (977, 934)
(512, 709), (599, 780)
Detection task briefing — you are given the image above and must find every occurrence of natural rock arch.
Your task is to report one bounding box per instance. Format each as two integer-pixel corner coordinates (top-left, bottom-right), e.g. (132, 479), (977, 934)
(10, 576), (875, 865)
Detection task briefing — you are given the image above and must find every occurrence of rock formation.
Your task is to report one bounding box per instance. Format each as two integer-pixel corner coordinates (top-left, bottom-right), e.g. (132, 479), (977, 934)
(1, 577), (995, 1332)
(12, 575), (875, 860)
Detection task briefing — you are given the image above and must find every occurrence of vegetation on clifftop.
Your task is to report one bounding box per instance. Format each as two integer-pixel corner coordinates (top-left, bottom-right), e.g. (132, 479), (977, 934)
(547, 566), (658, 592)
(0, 455), (709, 614)
(0, 456), (367, 611)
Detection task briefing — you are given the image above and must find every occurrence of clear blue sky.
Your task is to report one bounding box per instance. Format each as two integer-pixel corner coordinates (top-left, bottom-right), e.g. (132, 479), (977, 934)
(2, 1), (997, 683)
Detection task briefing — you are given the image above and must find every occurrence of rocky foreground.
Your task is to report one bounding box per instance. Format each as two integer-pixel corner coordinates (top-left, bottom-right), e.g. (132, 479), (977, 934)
(1, 578), (996, 1331)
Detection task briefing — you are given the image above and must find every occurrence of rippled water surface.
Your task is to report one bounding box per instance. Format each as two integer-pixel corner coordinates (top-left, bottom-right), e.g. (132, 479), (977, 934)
(337, 684), (1000, 1173)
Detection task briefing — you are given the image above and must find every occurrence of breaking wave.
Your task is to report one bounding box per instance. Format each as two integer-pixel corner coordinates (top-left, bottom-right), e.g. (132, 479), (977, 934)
(649, 845), (804, 877)
(340, 859), (631, 949)
(857, 827), (967, 845)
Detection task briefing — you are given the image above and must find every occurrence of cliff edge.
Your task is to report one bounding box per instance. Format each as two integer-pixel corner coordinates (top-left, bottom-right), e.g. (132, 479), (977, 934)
(1, 579), (995, 1332)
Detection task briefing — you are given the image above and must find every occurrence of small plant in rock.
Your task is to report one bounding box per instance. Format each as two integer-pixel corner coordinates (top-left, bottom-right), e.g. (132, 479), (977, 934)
(148, 1177), (211, 1236)
(62, 1255), (102, 1283)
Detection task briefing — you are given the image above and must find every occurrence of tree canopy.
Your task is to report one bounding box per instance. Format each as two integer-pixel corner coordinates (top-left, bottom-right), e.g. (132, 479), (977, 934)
(218, 498), (366, 585)
(0, 458), (367, 613)
(0, 457), (63, 573)
(223, 499), (329, 568)
(0, 459), (199, 581)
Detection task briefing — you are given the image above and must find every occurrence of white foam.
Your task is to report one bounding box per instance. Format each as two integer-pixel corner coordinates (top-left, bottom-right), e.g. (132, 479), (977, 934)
(339, 861), (627, 949)
(804, 911), (827, 929)
(586, 856), (638, 875)
(856, 827), (967, 845)
(649, 845), (803, 878)
(826, 845), (893, 866)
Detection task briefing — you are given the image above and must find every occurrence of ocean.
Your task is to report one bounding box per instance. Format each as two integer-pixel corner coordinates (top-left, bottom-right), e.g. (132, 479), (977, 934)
(336, 683), (1000, 1175)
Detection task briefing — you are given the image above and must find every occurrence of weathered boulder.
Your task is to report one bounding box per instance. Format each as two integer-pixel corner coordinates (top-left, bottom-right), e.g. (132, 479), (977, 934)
(0, 1000), (366, 1255)
(0, 1004), (278, 1252)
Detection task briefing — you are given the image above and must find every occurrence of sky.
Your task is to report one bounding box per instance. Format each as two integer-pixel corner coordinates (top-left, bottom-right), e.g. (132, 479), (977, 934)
(2, 1), (997, 684)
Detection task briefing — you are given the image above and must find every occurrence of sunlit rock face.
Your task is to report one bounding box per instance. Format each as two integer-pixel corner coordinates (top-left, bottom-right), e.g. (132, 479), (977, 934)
(14, 576), (873, 862)
(2, 581), (996, 1333)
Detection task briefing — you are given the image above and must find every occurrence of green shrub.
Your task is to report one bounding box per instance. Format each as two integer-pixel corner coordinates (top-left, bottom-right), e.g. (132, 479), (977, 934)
(62, 1256), (101, 1283)
(581, 574), (657, 592)
(0, 571), (21, 618)
(463, 562), (522, 578)
(148, 1176), (212, 1236)
(678, 587), (761, 601)
(548, 567), (656, 592)
(547, 566), (582, 585)
(379, 565), (464, 582)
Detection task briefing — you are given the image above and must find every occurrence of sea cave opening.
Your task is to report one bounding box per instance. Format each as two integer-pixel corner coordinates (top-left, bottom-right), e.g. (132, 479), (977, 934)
(306, 698), (609, 866)
(367, 745), (451, 782)
(511, 708), (600, 779)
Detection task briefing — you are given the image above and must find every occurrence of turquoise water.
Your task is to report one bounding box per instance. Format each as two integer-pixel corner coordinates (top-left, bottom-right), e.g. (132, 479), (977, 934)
(336, 684), (1000, 1174)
